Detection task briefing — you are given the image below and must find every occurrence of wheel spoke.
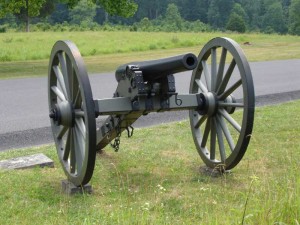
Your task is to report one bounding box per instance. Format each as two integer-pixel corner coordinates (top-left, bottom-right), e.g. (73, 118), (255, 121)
(58, 52), (71, 100)
(201, 117), (211, 148)
(211, 48), (217, 91)
(194, 115), (207, 129)
(75, 118), (86, 140)
(74, 84), (82, 109)
(75, 110), (85, 117)
(219, 79), (242, 100)
(195, 79), (208, 93)
(218, 109), (241, 133)
(72, 69), (79, 102)
(216, 48), (227, 92)
(210, 118), (216, 160)
(53, 65), (68, 99)
(66, 55), (74, 101)
(217, 114), (235, 152)
(74, 126), (85, 172)
(51, 86), (66, 101)
(70, 129), (76, 173)
(202, 60), (211, 91)
(63, 129), (71, 160)
(218, 102), (244, 108)
(56, 125), (68, 139)
(215, 118), (226, 162)
(217, 59), (236, 95)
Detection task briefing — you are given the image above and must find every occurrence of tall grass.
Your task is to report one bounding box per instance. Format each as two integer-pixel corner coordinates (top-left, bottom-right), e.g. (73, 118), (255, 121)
(0, 31), (299, 79)
(0, 100), (300, 224)
(0, 31), (299, 62)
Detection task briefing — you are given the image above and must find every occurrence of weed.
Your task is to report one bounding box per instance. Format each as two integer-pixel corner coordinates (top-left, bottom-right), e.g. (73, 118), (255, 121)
(149, 44), (157, 50)
(3, 37), (13, 43)
(171, 36), (179, 44)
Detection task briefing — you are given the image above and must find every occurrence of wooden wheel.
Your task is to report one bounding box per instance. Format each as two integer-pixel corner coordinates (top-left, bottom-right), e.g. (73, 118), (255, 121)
(48, 40), (96, 186)
(189, 37), (255, 170)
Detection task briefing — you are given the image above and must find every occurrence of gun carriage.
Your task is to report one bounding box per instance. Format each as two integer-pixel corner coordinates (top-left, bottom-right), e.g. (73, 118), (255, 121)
(48, 37), (255, 186)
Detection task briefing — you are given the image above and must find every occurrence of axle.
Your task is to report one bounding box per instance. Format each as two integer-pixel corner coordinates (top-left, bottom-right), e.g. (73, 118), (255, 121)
(94, 92), (232, 151)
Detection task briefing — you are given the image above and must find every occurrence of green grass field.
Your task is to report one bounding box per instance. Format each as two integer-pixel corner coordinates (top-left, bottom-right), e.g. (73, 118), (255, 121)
(0, 100), (299, 224)
(0, 31), (300, 79)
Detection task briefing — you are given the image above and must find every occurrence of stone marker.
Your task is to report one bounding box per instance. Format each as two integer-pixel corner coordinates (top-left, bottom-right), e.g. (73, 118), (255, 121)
(61, 179), (93, 195)
(0, 153), (54, 170)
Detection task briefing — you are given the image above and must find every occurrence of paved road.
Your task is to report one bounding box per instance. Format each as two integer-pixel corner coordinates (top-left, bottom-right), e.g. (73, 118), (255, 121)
(0, 59), (299, 151)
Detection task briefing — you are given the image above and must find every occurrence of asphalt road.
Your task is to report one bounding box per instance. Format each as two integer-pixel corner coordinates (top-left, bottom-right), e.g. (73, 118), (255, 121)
(0, 59), (299, 151)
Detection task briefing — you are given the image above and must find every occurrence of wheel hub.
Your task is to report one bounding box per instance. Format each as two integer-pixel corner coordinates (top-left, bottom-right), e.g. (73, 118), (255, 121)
(198, 92), (218, 116)
(224, 95), (236, 114)
(49, 101), (75, 127)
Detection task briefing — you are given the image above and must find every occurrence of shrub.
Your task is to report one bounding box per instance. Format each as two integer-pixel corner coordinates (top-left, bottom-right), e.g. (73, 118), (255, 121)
(226, 13), (246, 33)
(0, 24), (7, 33)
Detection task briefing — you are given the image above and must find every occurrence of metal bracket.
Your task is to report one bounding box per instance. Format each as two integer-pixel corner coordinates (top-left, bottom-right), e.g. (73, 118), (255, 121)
(126, 126), (134, 138)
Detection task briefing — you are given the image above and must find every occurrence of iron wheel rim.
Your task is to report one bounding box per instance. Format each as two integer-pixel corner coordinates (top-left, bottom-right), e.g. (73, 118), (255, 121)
(189, 37), (255, 170)
(48, 40), (96, 186)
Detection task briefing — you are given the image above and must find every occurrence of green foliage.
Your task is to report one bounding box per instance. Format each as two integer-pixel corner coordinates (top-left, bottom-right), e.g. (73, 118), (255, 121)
(69, 0), (96, 25)
(208, 0), (234, 29)
(1, 0), (300, 35)
(66, 0), (137, 18)
(226, 3), (247, 33)
(262, 1), (288, 34)
(132, 5), (210, 33)
(163, 4), (183, 31)
(0, 0), (46, 18)
(241, 0), (261, 30)
(96, 0), (137, 18)
(226, 12), (246, 33)
(288, 0), (300, 35)
(231, 3), (248, 23)
(0, 0), (48, 32)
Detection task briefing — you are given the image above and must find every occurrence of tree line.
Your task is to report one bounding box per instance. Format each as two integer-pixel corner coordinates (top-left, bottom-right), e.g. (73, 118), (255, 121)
(0, 0), (300, 35)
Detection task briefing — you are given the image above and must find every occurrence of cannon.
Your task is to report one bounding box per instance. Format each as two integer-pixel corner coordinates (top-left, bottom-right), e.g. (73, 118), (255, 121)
(48, 37), (255, 186)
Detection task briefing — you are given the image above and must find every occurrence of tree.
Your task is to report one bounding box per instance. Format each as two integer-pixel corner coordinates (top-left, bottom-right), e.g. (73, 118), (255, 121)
(69, 0), (96, 25)
(231, 3), (247, 22)
(67, 0), (137, 18)
(288, 0), (300, 35)
(175, 0), (203, 22)
(241, 0), (261, 31)
(227, 3), (248, 32)
(226, 12), (246, 33)
(133, 0), (165, 20)
(0, 0), (46, 32)
(207, 0), (234, 29)
(164, 3), (183, 31)
(49, 3), (69, 24)
(262, 1), (287, 34)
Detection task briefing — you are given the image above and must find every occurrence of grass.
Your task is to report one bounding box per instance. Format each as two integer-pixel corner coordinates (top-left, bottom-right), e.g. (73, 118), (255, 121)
(0, 100), (300, 224)
(0, 31), (300, 79)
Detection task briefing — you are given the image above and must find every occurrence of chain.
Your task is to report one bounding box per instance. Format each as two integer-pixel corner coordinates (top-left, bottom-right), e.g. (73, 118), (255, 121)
(110, 117), (122, 152)
(110, 118), (135, 152)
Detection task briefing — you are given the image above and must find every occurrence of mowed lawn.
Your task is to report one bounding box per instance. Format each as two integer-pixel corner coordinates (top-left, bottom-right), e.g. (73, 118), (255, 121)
(0, 31), (300, 79)
(0, 100), (299, 224)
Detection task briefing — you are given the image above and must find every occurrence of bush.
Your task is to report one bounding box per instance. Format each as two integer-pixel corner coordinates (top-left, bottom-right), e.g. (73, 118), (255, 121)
(226, 13), (246, 33)
(0, 25), (7, 33)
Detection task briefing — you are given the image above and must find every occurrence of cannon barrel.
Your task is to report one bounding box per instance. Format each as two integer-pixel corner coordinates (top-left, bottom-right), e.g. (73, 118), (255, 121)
(115, 53), (198, 82)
